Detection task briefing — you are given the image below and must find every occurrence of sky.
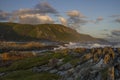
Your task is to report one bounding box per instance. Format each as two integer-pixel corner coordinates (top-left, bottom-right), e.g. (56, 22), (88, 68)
(0, 0), (120, 41)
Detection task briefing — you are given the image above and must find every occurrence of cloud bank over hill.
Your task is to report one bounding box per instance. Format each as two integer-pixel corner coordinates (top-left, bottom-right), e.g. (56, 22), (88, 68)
(10, 2), (57, 24)
(0, 1), (120, 42)
(0, 2), (104, 27)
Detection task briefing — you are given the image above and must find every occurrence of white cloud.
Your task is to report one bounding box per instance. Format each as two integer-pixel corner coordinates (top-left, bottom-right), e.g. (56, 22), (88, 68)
(67, 10), (86, 18)
(8, 2), (58, 24)
(19, 14), (54, 24)
(13, 2), (58, 15)
(58, 17), (67, 26)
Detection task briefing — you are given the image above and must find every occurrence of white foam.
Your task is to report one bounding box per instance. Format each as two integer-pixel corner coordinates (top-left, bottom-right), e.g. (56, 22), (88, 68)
(53, 42), (117, 50)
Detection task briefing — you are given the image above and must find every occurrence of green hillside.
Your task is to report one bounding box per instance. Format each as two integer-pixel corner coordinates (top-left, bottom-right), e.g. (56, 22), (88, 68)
(0, 22), (98, 42)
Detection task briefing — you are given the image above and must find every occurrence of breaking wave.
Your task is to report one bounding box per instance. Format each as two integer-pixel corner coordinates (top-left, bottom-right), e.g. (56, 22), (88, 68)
(54, 42), (120, 50)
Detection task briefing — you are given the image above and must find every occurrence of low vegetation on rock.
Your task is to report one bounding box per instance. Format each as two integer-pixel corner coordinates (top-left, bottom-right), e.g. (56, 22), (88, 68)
(0, 22), (98, 42)
(0, 47), (120, 80)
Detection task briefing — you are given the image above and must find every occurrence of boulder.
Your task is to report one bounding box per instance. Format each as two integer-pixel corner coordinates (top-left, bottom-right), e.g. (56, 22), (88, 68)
(59, 62), (72, 70)
(57, 71), (67, 76)
(66, 77), (74, 80)
(32, 67), (42, 72)
(57, 59), (64, 65)
(48, 58), (59, 67)
(49, 69), (58, 73)
(0, 72), (5, 77)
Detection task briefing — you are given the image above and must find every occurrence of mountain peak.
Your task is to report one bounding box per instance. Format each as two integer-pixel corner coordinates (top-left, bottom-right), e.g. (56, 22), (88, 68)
(0, 22), (98, 42)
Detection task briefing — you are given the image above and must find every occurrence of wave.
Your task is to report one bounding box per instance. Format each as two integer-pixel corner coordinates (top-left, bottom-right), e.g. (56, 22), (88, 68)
(54, 42), (120, 50)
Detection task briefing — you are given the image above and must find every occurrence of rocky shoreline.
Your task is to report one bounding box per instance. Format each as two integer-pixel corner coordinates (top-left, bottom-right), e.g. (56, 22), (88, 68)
(0, 47), (120, 80)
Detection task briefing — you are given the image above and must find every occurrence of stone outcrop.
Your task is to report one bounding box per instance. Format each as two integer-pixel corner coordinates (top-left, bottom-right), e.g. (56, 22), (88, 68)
(1, 47), (120, 80)
(34, 48), (120, 80)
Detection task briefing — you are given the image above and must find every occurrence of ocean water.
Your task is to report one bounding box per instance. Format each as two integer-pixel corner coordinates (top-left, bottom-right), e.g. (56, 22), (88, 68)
(54, 42), (120, 50)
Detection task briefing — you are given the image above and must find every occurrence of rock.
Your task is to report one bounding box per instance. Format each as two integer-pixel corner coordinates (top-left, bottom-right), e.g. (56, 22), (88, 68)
(66, 77), (74, 80)
(59, 62), (72, 70)
(0, 72), (5, 77)
(117, 57), (120, 63)
(42, 67), (53, 71)
(32, 66), (53, 72)
(57, 71), (67, 76)
(49, 69), (58, 73)
(57, 59), (64, 65)
(59, 59), (64, 62)
(75, 65), (81, 72)
(67, 68), (74, 75)
(107, 67), (114, 80)
(115, 66), (120, 79)
(48, 58), (59, 67)
(115, 69), (119, 77)
(93, 59), (104, 68)
(32, 67), (42, 72)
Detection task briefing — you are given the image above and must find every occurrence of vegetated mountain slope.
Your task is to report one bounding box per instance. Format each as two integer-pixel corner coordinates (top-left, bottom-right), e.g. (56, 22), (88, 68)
(0, 22), (98, 42)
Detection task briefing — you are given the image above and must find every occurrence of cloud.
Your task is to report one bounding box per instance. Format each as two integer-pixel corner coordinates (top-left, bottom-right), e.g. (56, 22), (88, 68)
(9, 2), (58, 24)
(67, 16), (88, 29)
(109, 14), (120, 23)
(66, 10), (88, 29)
(13, 9), (35, 15)
(103, 29), (108, 31)
(115, 18), (120, 23)
(34, 2), (58, 14)
(110, 14), (120, 17)
(67, 10), (86, 18)
(105, 30), (120, 42)
(19, 14), (54, 24)
(58, 17), (67, 26)
(69, 17), (88, 24)
(96, 16), (103, 23)
(0, 10), (10, 20)
(111, 30), (120, 36)
(13, 2), (58, 15)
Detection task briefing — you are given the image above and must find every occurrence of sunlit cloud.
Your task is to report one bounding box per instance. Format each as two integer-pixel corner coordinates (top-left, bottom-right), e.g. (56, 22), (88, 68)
(13, 2), (58, 15)
(19, 14), (54, 24)
(58, 16), (67, 26)
(67, 10), (86, 18)
(9, 2), (58, 24)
